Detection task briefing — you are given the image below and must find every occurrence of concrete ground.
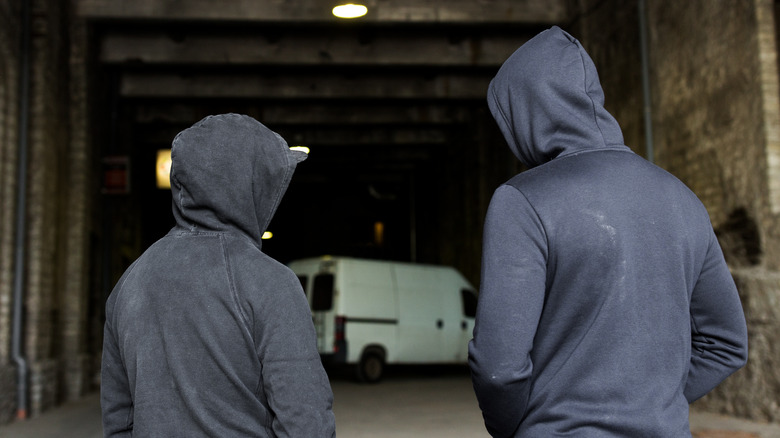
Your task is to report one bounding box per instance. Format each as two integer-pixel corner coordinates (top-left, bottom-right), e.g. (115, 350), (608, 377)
(0, 366), (778, 438)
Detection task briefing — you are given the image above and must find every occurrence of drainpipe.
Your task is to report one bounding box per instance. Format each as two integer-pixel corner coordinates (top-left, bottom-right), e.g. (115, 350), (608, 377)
(409, 174), (417, 263)
(638, 0), (655, 163)
(12, 0), (32, 420)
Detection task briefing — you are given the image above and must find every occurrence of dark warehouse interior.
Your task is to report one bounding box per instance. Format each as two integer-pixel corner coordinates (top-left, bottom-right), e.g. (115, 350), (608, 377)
(93, 13), (537, 283)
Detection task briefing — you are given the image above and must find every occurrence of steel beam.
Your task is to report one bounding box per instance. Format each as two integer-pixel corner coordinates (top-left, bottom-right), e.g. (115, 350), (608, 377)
(132, 103), (474, 125)
(119, 72), (491, 99)
(275, 126), (448, 146)
(77, 0), (569, 24)
(100, 31), (528, 67)
(139, 124), (450, 147)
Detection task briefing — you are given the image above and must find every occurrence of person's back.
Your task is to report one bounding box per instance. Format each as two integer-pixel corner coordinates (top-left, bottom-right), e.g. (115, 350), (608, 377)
(502, 149), (736, 436)
(101, 114), (335, 437)
(468, 27), (748, 437)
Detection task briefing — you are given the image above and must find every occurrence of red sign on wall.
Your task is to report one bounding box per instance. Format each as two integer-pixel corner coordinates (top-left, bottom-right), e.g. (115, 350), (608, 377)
(102, 155), (130, 194)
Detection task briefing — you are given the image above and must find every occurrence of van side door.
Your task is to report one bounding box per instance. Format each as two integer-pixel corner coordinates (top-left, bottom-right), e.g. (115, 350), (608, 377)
(394, 265), (445, 362)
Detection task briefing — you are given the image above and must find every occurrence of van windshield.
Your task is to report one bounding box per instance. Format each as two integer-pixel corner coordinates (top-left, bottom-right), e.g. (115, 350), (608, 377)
(312, 273), (334, 311)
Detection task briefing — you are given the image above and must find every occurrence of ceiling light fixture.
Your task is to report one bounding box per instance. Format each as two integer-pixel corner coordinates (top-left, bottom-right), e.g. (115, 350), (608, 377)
(332, 3), (367, 19)
(290, 146), (310, 154)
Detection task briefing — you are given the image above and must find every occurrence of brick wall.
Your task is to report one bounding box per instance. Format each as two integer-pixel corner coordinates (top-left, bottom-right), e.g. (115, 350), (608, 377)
(61, 16), (94, 403)
(24, 0), (71, 415)
(0, 0), (98, 423)
(0, 0), (22, 423)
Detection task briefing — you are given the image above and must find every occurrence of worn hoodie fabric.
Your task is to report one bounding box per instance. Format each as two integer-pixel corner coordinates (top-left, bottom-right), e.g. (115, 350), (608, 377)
(468, 27), (748, 437)
(101, 114), (335, 437)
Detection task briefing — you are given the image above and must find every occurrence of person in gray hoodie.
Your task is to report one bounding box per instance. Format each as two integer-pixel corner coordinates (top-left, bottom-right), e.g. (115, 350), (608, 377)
(468, 26), (748, 437)
(101, 114), (336, 437)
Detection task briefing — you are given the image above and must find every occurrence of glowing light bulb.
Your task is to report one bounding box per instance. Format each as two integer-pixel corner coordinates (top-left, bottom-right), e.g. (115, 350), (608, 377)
(156, 149), (172, 189)
(332, 4), (367, 19)
(262, 231), (273, 240)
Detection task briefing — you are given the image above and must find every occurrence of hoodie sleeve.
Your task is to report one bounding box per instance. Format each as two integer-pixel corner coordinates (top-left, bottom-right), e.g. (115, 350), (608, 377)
(254, 270), (336, 438)
(100, 291), (134, 438)
(469, 184), (547, 438)
(684, 230), (748, 402)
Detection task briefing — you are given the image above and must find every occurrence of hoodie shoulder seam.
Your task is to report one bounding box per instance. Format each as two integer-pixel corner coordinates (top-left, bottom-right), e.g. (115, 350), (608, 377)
(219, 234), (253, 336)
(500, 183), (550, 262)
(106, 259), (140, 323)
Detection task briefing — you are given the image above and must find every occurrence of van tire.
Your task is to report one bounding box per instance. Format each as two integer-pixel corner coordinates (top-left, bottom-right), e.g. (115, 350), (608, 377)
(356, 351), (384, 383)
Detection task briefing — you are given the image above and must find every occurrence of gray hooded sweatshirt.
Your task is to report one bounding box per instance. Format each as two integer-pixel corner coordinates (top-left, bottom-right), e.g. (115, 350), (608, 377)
(101, 114), (336, 437)
(468, 27), (748, 437)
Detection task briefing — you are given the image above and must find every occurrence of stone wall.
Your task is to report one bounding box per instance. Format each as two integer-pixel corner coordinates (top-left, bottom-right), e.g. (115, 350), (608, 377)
(648, 0), (765, 232)
(724, 269), (780, 419)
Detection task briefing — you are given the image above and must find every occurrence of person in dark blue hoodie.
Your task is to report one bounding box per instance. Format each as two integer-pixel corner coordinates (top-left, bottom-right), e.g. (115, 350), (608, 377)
(101, 114), (336, 437)
(468, 26), (748, 437)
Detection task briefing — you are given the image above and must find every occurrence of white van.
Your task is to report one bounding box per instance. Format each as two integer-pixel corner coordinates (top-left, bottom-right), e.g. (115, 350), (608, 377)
(288, 256), (478, 382)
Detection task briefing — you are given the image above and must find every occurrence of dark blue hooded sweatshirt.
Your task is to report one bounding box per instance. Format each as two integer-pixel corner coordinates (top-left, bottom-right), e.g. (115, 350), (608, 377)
(101, 114), (336, 437)
(468, 27), (748, 437)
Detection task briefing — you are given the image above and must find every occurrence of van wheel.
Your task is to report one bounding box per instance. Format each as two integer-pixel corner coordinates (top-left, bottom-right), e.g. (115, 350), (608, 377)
(356, 352), (384, 383)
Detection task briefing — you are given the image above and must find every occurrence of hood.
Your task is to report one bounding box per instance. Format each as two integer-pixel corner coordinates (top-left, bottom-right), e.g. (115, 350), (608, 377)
(487, 26), (627, 168)
(169, 113), (307, 248)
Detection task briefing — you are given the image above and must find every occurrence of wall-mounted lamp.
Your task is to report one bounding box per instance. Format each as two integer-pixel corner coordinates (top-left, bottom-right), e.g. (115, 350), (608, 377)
(332, 3), (367, 19)
(157, 147), (307, 190)
(156, 149), (172, 189)
(374, 221), (384, 247)
(156, 147), (275, 240)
